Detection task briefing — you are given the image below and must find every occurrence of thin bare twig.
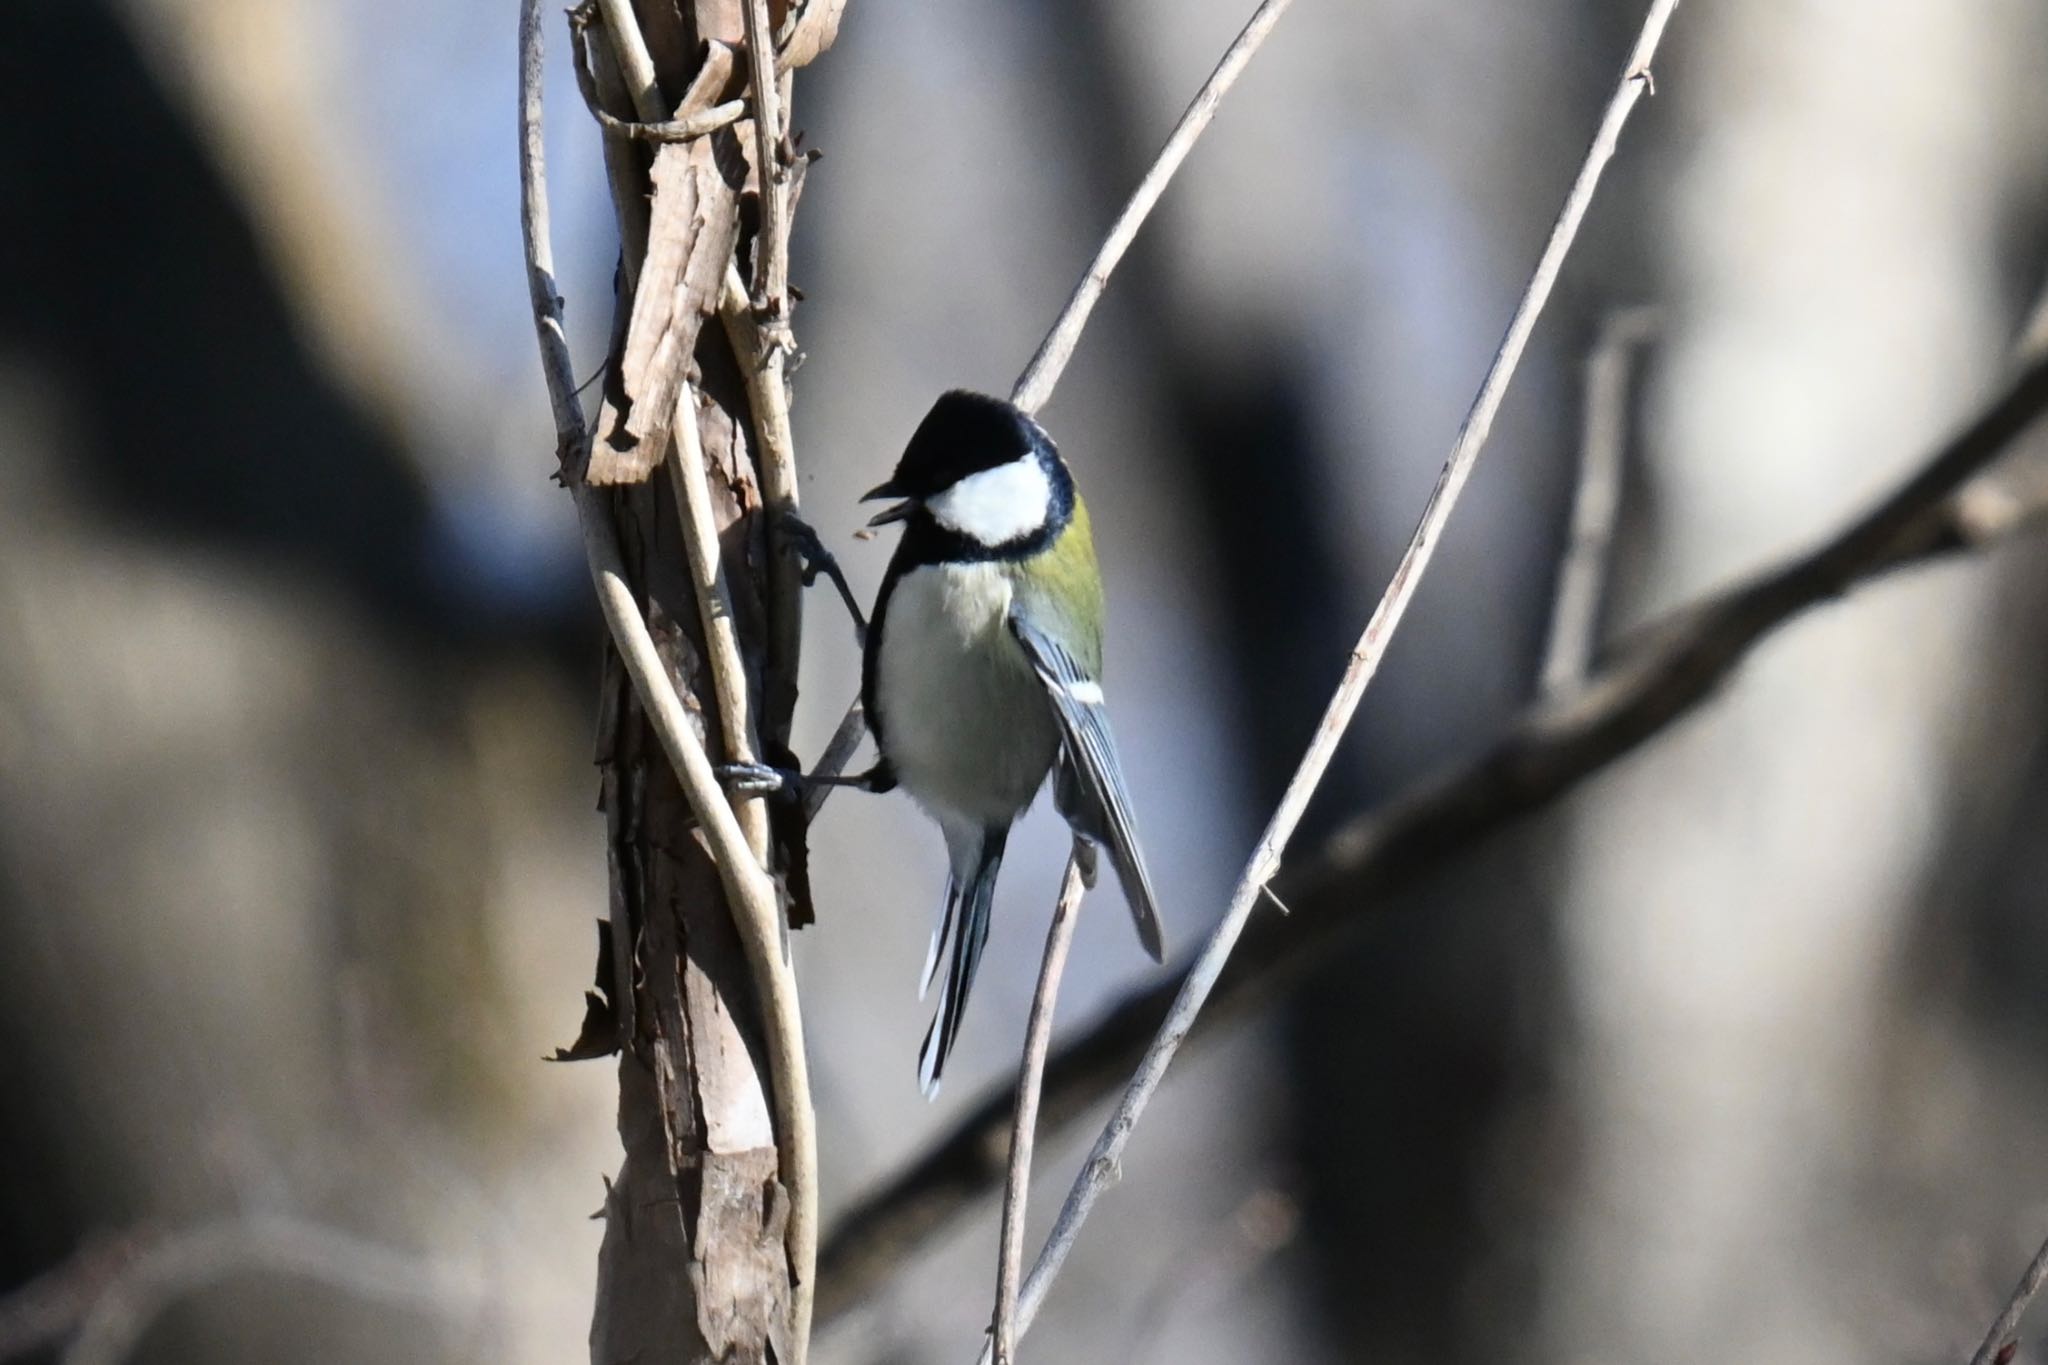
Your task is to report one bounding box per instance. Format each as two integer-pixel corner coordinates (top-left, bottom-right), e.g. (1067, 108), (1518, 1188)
(803, 699), (869, 822)
(992, 850), (1088, 1365)
(1969, 1231), (2048, 1365)
(1009, 0), (1293, 415)
(1540, 307), (1658, 695)
(595, 0), (664, 121)
(519, 0), (588, 460)
(595, 99), (747, 142)
(519, 4), (817, 1348)
(578, 14), (652, 295)
(740, 0), (790, 315)
(570, 491), (779, 920)
(980, 4), (1683, 1350)
(668, 386), (771, 860)
(820, 345), (2048, 1322)
(721, 265), (806, 756)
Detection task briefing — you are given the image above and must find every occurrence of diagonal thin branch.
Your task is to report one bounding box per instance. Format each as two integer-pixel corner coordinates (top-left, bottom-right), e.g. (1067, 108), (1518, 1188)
(518, 5), (817, 1350)
(977, 3), (1685, 1350)
(1968, 1230), (2048, 1365)
(992, 850), (1088, 1365)
(1009, 0), (1293, 416)
(818, 343), (2048, 1321)
(569, 488), (782, 951)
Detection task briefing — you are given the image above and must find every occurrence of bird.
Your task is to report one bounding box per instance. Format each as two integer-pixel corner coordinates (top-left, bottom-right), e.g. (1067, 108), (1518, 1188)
(859, 389), (1165, 1096)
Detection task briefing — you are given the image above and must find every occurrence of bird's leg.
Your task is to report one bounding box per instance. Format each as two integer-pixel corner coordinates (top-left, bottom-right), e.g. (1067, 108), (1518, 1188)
(716, 760), (896, 800)
(774, 510), (868, 646)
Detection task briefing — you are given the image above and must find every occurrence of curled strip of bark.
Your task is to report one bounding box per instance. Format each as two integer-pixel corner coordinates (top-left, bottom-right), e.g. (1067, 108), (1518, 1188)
(777, 0), (846, 70)
(819, 345), (2048, 1321)
(571, 25), (744, 143)
(580, 14), (746, 486)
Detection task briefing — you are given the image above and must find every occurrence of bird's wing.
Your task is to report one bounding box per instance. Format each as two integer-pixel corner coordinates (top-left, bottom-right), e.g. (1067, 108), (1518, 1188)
(1006, 610), (1165, 960)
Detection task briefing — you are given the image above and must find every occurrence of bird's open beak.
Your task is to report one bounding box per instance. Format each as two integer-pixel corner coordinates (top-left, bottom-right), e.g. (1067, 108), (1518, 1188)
(861, 480), (915, 528)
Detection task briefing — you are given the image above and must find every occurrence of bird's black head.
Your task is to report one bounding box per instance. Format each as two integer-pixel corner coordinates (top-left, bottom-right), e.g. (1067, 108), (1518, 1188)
(871, 390), (1046, 499)
(863, 390), (1073, 556)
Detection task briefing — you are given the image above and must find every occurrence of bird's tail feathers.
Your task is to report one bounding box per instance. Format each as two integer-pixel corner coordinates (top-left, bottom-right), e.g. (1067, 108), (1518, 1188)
(917, 825), (1007, 1098)
(1101, 836), (1165, 962)
(1055, 762), (1166, 962)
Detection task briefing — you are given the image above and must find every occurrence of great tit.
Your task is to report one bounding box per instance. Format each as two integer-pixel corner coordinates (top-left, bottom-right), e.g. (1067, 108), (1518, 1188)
(861, 390), (1166, 1096)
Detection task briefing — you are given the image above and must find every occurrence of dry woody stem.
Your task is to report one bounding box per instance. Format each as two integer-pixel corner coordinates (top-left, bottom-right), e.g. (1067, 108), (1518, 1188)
(992, 850), (1088, 1365)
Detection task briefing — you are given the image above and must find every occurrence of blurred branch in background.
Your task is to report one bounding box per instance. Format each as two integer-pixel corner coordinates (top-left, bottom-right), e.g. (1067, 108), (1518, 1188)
(0, 1216), (488, 1365)
(1540, 308), (1658, 697)
(0, 1235), (145, 1363)
(1122, 1181), (1301, 1365)
(821, 341), (2048, 1320)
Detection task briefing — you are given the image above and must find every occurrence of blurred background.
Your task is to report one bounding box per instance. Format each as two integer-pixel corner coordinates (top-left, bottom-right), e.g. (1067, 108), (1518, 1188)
(5, 0), (2048, 1361)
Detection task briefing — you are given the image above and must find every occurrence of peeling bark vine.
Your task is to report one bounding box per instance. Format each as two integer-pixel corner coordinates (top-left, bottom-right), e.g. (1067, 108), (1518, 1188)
(524, 1), (841, 1361)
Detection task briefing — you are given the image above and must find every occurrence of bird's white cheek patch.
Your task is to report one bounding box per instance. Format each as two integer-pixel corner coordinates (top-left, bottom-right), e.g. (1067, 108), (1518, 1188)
(927, 455), (1052, 544)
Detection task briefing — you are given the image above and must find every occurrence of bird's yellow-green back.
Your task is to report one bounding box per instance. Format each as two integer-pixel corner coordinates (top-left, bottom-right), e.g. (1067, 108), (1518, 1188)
(1007, 492), (1105, 678)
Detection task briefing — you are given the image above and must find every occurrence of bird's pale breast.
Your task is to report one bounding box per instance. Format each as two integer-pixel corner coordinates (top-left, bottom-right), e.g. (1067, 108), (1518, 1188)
(873, 561), (1060, 826)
